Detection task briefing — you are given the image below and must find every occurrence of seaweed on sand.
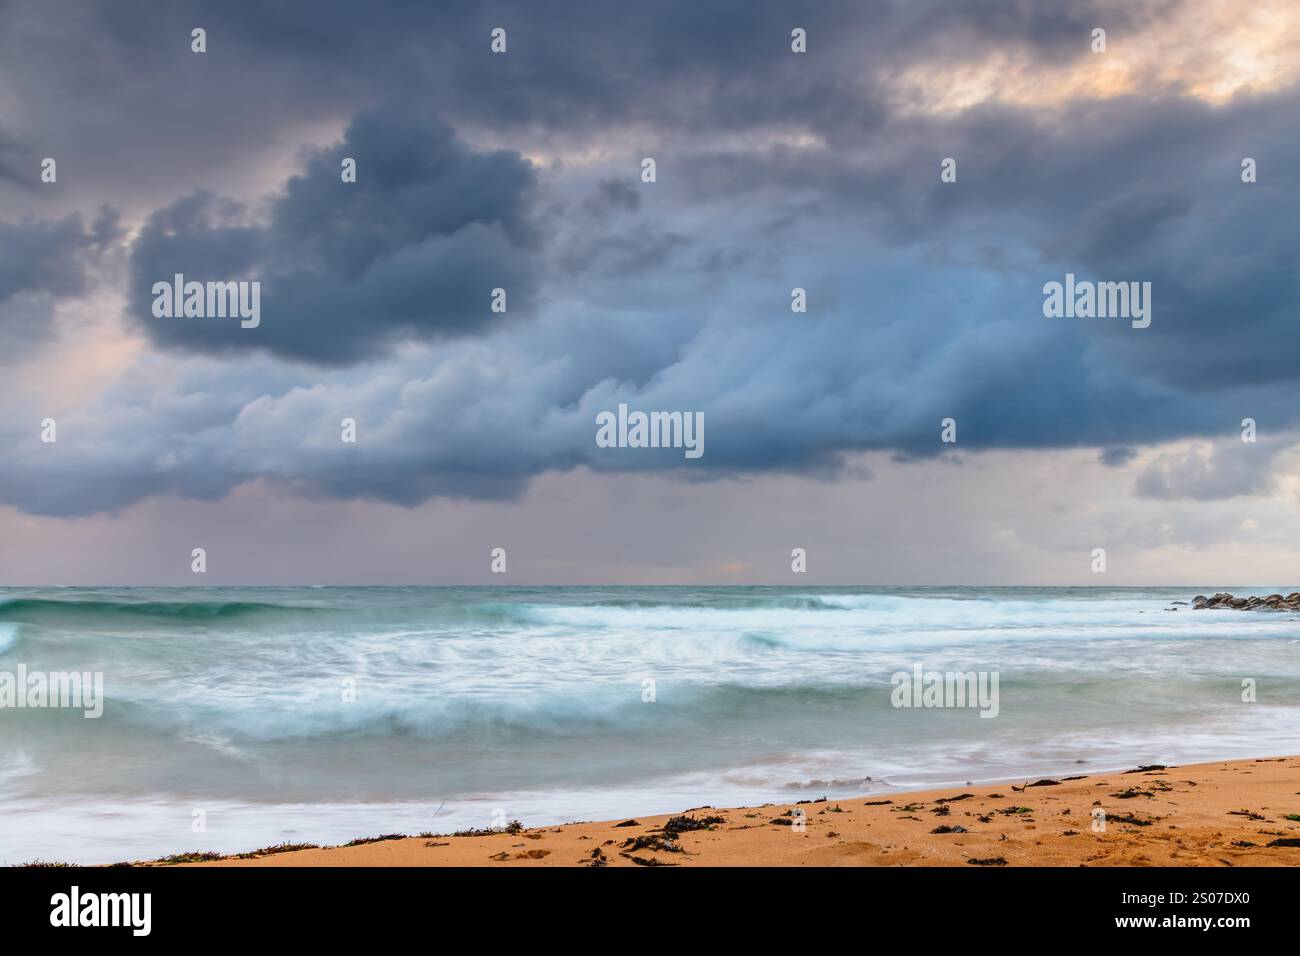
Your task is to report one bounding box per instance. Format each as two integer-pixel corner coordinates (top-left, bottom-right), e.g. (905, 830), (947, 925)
(344, 833), (408, 847)
(662, 814), (725, 836)
(1108, 813), (1156, 827)
(620, 834), (684, 853)
(155, 851), (224, 864)
(452, 820), (525, 837)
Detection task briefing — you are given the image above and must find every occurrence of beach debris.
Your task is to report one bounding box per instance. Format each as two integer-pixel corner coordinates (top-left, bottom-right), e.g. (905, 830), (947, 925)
(234, 842), (320, 859)
(583, 847), (608, 867)
(770, 817), (793, 826)
(514, 849), (550, 860)
(424, 841), (450, 848)
(623, 854), (678, 866)
(932, 805), (951, 816)
(155, 851), (225, 864)
(1124, 765), (1167, 774)
(935, 793), (974, 804)
(1227, 809), (1267, 821)
(967, 856), (1008, 866)
(1267, 837), (1300, 848)
(1231, 840), (1257, 848)
(487, 851), (511, 861)
(1028, 779), (1061, 787)
(997, 806), (1033, 816)
(613, 819), (640, 827)
(345, 833), (407, 846)
(863, 799), (893, 806)
(930, 825), (968, 834)
(1108, 813), (1156, 827)
(662, 813), (725, 836)
(1110, 788), (1154, 799)
(453, 820), (525, 837)
(620, 834), (684, 853)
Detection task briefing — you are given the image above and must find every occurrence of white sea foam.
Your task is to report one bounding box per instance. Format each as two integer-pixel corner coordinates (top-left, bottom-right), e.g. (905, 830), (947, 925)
(4, 586), (1300, 864)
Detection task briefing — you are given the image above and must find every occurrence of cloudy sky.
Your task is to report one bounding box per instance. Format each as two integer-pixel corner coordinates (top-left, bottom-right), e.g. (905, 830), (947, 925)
(2, 0), (1299, 585)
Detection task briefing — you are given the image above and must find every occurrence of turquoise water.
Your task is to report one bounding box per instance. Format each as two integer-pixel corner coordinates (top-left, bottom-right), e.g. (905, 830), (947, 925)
(1, 585), (1298, 863)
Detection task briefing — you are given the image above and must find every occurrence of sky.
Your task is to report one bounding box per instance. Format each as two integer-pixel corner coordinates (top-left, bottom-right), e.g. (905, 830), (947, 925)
(2, 0), (1299, 585)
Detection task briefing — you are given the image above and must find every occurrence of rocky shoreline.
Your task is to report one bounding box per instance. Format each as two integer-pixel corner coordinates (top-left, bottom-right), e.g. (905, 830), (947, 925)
(1192, 591), (1300, 610)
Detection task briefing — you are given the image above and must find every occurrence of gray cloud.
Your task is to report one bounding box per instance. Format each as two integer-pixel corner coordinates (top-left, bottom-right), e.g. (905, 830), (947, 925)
(0, 210), (119, 362)
(1134, 437), (1288, 501)
(1099, 446), (1138, 467)
(126, 108), (540, 363)
(0, 0), (1162, 214)
(584, 179), (641, 215)
(1, 0), (1299, 520)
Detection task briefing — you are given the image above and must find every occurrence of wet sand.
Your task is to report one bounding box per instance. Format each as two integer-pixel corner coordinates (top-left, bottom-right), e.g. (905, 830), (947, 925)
(159, 756), (1300, 867)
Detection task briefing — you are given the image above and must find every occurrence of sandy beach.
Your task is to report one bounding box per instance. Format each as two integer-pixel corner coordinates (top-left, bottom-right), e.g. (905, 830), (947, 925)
(156, 756), (1300, 867)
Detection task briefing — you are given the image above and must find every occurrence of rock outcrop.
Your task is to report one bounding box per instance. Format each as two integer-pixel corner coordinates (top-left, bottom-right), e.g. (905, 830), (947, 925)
(1191, 592), (1300, 611)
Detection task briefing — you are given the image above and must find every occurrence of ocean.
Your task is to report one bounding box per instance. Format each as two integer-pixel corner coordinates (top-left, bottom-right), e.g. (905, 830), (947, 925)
(2, 585), (1298, 865)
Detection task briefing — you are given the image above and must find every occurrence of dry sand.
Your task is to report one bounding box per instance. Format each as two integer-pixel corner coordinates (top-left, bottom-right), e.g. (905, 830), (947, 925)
(169, 756), (1300, 867)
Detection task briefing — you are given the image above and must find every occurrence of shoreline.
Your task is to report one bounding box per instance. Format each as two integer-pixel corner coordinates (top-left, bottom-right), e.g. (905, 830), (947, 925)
(131, 756), (1300, 867)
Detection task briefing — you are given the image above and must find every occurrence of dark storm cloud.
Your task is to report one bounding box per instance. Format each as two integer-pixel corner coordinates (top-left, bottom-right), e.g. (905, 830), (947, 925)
(0, 210), (120, 361)
(585, 179), (641, 215)
(0, 130), (33, 188)
(126, 108), (540, 363)
(678, 88), (1300, 400)
(0, 216), (97, 300)
(2, 0), (1299, 518)
(0, 0), (1159, 211)
(1099, 446), (1138, 467)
